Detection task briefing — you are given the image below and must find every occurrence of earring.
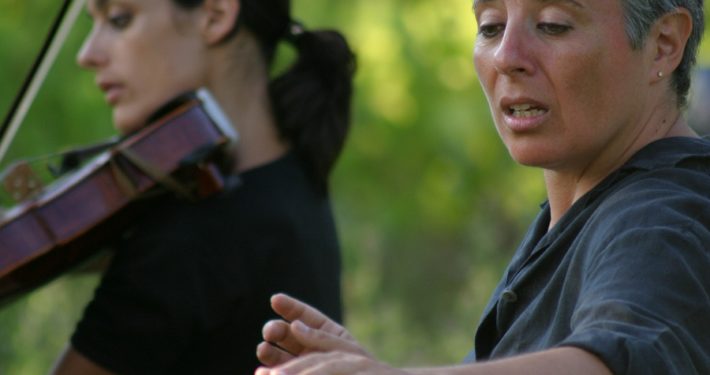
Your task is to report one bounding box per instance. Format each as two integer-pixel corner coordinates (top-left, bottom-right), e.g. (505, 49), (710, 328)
(657, 71), (664, 78)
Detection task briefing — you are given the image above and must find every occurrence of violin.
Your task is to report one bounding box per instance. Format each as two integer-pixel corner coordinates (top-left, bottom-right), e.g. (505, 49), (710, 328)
(0, 89), (237, 305)
(0, 0), (238, 305)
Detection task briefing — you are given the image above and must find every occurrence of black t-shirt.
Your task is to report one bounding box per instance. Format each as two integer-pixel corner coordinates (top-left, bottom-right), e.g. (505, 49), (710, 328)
(466, 137), (710, 374)
(71, 152), (342, 375)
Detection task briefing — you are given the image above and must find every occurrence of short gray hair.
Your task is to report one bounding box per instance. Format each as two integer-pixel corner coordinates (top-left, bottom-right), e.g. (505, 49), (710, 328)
(621, 0), (704, 107)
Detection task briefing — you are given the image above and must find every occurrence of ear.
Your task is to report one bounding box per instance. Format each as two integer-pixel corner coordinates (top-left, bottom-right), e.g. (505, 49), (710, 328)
(200, 0), (240, 45)
(648, 8), (693, 83)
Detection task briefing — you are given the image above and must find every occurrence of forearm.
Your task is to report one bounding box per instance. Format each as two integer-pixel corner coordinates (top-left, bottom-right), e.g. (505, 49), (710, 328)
(50, 345), (115, 375)
(405, 347), (611, 375)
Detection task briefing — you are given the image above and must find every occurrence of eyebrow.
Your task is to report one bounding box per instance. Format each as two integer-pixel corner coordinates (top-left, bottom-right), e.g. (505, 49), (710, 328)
(90, 0), (110, 11)
(473, 0), (585, 11)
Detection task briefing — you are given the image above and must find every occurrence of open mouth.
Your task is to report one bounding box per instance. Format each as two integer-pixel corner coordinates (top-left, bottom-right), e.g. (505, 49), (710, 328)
(507, 104), (547, 118)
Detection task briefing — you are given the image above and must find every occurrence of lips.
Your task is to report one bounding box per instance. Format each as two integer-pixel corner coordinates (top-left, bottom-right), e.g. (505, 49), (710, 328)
(97, 80), (123, 105)
(500, 97), (549, 115)
(508, 103), (547, 117)
(499, 97), (550, 132)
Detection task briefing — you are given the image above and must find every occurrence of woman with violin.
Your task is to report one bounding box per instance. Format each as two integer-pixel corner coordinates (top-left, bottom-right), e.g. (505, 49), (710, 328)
(49, 0), (355, 373)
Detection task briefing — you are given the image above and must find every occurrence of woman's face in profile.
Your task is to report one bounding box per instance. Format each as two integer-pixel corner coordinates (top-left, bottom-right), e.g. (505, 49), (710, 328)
(77, 0), (209, 134)
(473, 0), (653, 173)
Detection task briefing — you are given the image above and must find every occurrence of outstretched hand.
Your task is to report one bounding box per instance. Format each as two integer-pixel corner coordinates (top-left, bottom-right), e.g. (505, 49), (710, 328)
(255, 351), (409, 375)
(256, 293), (373, 367)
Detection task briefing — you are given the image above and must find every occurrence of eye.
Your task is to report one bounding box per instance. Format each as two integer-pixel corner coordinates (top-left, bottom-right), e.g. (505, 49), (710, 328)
(478, 23), (505, 39)
(108, 11), (132, 29)
(537, 22), (571, 35)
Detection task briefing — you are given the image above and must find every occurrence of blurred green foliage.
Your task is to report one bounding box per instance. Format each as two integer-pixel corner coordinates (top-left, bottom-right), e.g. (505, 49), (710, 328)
(1, 1), (710, 373)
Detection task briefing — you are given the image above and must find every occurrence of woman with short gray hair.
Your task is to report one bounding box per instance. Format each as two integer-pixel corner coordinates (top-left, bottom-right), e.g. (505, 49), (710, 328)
(255, 1), (710, 374)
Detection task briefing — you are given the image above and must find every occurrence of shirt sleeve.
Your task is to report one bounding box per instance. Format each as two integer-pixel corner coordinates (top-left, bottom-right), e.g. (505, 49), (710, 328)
(560, 217), (710, 375)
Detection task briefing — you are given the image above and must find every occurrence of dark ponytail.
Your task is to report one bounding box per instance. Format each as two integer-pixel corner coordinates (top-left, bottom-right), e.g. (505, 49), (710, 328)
(173, 0), (356, 192)
(270, 28), (356, 193)
(238, 0), (356, 192)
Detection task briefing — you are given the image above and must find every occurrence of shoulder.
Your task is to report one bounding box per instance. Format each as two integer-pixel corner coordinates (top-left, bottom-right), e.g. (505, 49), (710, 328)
(579, 171), (710, 266)
(599, 163), (709, 229)
(567, 144), (710, 270)
(556, 139), (710, 374)
(127, 152), (326, 238)
(233, 152), (335, 231)
(566, 152), (710, 288)
(589, 138), (710, 240)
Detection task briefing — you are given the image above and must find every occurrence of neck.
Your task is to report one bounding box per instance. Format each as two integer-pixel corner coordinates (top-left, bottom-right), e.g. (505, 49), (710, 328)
(544, 101), (697, 229)
(205, 32), (289, 173)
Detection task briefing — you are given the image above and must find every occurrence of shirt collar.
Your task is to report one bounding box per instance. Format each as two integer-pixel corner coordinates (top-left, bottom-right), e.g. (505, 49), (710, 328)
(620, 136), (710, 171)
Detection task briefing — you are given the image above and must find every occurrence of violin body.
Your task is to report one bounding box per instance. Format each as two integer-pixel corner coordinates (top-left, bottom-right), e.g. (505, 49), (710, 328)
(0, 92), (234, 304)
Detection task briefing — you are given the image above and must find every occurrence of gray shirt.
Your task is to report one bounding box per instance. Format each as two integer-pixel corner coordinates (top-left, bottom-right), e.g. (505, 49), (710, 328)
(466, 137), (710, 374)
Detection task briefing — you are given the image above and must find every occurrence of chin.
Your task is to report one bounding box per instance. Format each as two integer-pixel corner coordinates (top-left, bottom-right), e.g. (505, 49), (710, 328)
(506, 144), (557, 168)
(113, 111), (147, 135)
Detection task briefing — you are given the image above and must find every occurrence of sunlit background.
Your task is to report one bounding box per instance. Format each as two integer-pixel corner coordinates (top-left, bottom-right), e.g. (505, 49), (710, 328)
(1, 1), (710, 373)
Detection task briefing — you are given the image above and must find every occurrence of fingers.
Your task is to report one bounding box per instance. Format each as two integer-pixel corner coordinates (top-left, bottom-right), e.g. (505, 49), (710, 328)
(271, 294), (349, 338)
(261, 318), (369, 358)
(262, 320), (308, 358)
(288, 320), (372, 358)
(270, 293), (332, 327)
(261, 293), (372, 369)
(262, 320), (291, 346)
(256, 341), (295, 367)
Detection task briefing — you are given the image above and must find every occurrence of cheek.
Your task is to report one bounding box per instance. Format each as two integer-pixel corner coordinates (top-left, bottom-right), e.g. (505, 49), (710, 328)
(113, 67), (168, 133)
(150, 42), (206, 95)
(570, 61), (632, 121)
(473, 51), (492, 91)
(474, 54), (498, 111)
(551, 46), (612, 120)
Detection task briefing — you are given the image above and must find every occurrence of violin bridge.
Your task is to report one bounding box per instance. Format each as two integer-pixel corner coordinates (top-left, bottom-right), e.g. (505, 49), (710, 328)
(0, 161), (44, 202)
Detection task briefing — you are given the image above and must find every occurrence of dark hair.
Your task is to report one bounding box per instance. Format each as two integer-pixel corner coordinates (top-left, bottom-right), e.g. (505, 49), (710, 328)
(173, 0), (356, 192)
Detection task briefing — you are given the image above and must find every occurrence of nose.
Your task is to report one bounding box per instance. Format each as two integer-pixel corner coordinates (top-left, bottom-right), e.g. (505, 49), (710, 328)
(76, 28), (107, 70)
(493, 23), (536, 76)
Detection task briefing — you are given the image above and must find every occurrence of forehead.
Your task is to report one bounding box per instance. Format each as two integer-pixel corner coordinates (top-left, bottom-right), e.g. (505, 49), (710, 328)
(474, 0), (585, 6)
(472, 0), (626, 21)
(87, 0), (173, 16)
(473, 0), (591, 11)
